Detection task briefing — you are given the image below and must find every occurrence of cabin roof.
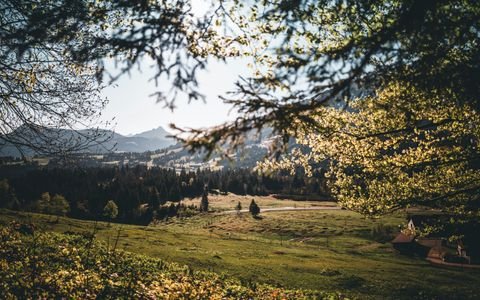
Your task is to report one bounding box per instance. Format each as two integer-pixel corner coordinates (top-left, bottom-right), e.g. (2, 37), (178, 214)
(392, 232), (415, 244)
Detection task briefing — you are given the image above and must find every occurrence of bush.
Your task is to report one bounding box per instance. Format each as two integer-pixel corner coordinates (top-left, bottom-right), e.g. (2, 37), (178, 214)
(443, 254), (470, 264)
(337, 275), (366, 289)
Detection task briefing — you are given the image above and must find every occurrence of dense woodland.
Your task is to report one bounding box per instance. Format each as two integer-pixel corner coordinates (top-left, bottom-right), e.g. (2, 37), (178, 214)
(0, 166), (328, 224)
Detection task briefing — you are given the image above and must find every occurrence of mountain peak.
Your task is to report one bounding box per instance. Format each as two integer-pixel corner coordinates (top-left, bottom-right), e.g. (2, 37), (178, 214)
(133, 126), (170, 140)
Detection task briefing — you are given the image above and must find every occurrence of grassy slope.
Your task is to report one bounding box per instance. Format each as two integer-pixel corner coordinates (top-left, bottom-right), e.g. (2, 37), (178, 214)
(0, 223), (326, 299)
(1, 202), (479, 299)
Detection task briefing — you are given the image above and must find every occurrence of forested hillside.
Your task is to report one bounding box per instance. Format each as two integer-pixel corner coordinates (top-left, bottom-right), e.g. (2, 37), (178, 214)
(0, 166), (329, 224)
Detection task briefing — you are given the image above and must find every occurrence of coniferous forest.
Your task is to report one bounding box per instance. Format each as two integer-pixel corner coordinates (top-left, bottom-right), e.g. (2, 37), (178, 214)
(0, 165), (328, 224)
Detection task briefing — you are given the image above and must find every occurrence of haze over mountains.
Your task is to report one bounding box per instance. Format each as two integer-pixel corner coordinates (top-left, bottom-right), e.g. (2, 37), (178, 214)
(0, 90), (355, 159)
(0, 126), (176, 157)
(112, 126), (174, 152)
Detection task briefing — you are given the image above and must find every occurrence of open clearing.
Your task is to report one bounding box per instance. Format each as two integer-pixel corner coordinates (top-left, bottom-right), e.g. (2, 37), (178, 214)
(182, 193), (337, 211)
(1, 196), (479, 299)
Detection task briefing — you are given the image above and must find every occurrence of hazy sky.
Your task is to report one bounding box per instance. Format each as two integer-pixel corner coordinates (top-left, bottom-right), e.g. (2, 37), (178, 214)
(100, 58), (249, 136)
(100, 1), (247, 136)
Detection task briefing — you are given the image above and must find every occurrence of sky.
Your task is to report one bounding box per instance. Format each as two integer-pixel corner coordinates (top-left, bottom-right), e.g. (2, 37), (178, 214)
(100, 57), (248, 136)
(99, 0), (248, 136)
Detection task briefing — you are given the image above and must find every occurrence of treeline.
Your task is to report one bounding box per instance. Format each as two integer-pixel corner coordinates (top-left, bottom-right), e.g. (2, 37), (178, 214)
(0, 165), (329, 224)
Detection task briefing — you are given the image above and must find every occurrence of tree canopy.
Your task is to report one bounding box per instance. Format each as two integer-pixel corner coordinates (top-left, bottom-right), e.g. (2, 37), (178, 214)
(1, 0), (210, 156)
(103, 199), (119, 220)
(35, 192), (70, 217)
(167, 0), (480, 234)
(249, 199), (260, 217)
(258, 82), (480, 220)
(179, 0), (480, 155)
(227, 1), (480, 233)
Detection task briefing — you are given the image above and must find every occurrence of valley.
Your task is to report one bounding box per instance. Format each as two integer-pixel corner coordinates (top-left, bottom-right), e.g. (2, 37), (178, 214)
(2, 195), (479, 299)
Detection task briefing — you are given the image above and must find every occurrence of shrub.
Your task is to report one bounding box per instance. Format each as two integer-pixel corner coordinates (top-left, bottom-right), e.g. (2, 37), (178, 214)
(371, 223), (396, 243)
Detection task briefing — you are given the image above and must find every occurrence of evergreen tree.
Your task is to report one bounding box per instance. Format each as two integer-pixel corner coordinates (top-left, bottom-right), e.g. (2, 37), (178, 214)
(235, 201), (242, 215)
(249, 199), (260, 217)
(36, 193), (47, 213)
(199, 185), (209, 213)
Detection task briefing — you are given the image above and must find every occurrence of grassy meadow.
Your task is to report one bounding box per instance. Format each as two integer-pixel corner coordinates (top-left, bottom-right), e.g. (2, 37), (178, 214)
(1, 196), (479, 299)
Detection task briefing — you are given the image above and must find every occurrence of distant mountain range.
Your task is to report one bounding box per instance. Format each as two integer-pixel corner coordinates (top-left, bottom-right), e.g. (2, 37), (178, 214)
(1, 88), (362, 159)
(111, 126), (174, 153)
(0, 126), (176, 157)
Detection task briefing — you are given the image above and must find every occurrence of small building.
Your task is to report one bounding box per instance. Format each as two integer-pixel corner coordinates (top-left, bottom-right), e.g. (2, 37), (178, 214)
(392, 215), (447, 258)
(391, 232), (415, 254)
(416, 237), (444, 249)
(428, 246), (448, 260)
(392, 214), (479, 264)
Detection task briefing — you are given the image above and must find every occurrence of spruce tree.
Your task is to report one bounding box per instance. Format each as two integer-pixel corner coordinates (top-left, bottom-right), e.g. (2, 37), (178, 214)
(249, 199), (260, 217)
(235, 201), (242, 215)
(199, 185), (209, 213)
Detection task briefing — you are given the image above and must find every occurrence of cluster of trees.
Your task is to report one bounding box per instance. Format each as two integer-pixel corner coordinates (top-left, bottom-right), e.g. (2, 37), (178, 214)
(0, 165), (324, 224)
(33, 192), (70, 221)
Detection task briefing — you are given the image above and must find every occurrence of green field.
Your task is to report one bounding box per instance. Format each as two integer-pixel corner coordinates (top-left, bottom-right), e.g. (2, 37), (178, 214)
(1, 201), (479, 299)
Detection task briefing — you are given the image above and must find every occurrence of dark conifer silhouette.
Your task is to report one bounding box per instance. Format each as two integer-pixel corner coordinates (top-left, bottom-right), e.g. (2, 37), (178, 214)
(249, 199), (260, 217)
(199, 185), (209, 213)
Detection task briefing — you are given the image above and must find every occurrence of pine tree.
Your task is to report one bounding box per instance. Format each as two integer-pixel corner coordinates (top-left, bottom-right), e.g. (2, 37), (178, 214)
(249, 199), (260, 217)
(199, 185), (209, 213)
(235, 201), (242, 215)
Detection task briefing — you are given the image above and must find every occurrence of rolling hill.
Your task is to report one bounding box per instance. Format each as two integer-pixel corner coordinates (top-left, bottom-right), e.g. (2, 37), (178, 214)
(0, 126), (175, 157)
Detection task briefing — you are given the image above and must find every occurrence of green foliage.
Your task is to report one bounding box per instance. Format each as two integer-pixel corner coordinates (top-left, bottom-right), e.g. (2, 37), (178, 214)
(259, 81), (480, 236)
(2, 166), (325, 225)
(35, 192), (70, 217)
(371, 223), (396, 244)
(249, 199), (260, 216)
(180, 0), (480, 159)
(0, 179), (18, 209)
(50, 194), (70, 217)
(2, 209), (480, 299)
(103, 200), (118, 220)
(0, 222), (338, 299)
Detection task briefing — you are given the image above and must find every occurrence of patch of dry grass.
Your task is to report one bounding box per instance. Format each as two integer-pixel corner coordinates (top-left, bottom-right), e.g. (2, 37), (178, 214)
(182, 193), (336, 211)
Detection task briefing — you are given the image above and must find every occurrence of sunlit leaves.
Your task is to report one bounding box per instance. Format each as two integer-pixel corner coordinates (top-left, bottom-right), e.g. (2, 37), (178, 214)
(0, 224), (339, 299)
(257, 82), (480, 225)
